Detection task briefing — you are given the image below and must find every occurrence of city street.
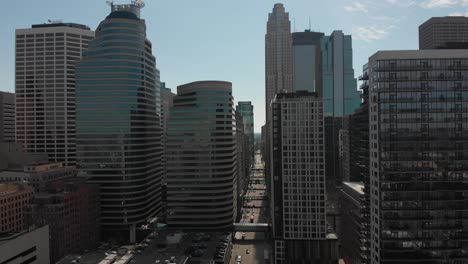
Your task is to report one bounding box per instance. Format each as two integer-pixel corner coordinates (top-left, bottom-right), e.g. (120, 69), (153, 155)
(230, 153), (270, 264)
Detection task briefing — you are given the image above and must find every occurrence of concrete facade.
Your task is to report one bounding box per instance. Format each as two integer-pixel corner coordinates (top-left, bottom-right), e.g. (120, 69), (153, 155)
(0, 162), (76, 192)
(15, 23), (95, 166)
(0, 225), (50, 264)
(419, 16), (468, 49)
(0, 92), (15, 143)
(270, 92), (337, 264)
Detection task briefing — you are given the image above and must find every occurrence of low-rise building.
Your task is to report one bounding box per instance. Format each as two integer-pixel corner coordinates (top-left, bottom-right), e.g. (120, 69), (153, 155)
(0, 162), (76, 192)
(26, 178), (100, 263)
(0, 183), (33, 233)
(0, 225), (50, 264)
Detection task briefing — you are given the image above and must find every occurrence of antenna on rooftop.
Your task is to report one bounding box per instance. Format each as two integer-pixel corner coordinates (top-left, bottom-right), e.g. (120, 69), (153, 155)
(308, 17), (311, 31)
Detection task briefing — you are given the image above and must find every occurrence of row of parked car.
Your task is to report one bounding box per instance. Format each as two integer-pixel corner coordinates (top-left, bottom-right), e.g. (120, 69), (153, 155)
(214, 233), (232, 264)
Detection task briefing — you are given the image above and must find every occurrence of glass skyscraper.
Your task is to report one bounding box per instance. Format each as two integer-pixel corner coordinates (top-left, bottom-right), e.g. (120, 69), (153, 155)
(75, 2), (163, 242)
(321, 30), (361, 117)
(320, 31), (361, 206)
(166, 81), (237, 230)
(369, 50), (468, 264)
(236, 101), (254, 155)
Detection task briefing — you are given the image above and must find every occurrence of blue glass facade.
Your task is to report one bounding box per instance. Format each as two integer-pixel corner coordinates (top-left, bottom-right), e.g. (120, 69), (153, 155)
(321, 31), (361, 117)
(75, 4), (163, 241)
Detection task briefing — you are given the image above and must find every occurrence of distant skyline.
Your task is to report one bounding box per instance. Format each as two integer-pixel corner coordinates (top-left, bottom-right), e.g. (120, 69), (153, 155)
(1, 0), (466, 132)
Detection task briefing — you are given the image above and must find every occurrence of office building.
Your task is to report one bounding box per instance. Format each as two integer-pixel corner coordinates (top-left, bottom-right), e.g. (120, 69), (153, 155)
(271, 92), (339, 264)
(321, 30), (360, 117)
(75, 1), (163, 242)
(15, 23), (95, 166)
(26, 179), (100, 264)
(166, 81), (237, 230)
(419, 16), (468, 49)
(292, 30), (324, 93)
(235, 111), (248, 216)
(236, 101), (254, 158)
(0, 225), (50, 264)
(369, 50), (468, 264)
(320, 30), (361, 207)
(265, 3), (293, 113)
(0, 162), (76, 192)
(160, 83), (175, 136)
(339, 182), (366, 264)
(0, 92), (15, 143)
(0, 183), (33, 233)
(265, 3), (293, 197)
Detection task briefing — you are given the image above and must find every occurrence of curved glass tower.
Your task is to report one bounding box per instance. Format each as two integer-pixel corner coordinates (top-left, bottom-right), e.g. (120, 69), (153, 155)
(75, 2), (163, 242)
(166, 81), (237, 230)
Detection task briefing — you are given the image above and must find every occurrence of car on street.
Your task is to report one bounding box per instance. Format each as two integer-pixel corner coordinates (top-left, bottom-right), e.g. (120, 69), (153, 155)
(246, 249), (250, 254)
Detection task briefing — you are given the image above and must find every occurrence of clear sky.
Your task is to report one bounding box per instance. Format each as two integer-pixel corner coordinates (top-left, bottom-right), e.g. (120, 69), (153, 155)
(0, 0), (465, 132)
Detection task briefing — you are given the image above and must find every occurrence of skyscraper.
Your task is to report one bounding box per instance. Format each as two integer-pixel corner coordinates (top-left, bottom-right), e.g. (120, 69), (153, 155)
(0, 92), (15, 143)
(368, 50), (468, 264)
(265, 3), (293, 195)
(15, 23), (94, 166)
(236, 101), (254, 156)
(321, 30), (360, 117)
(320, 30), (361, 205)
(419, 16), (468, 49)
(292, 30), (324, 93)
(265, 4), (293, 113)
(271, 92), (339, 264)
(166, 81), (237, 230)
(75, 1), (163, 242)
(160, 83), (175, 137)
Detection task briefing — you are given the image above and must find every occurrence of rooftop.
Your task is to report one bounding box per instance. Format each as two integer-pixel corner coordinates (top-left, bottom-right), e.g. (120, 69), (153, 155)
(32, 22), (90, 30)
(342, 182), (365, 195)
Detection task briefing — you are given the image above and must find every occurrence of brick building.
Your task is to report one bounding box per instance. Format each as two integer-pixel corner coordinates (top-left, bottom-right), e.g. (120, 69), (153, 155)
(0, 183), (33, 233)
(26, 178), (100, 263)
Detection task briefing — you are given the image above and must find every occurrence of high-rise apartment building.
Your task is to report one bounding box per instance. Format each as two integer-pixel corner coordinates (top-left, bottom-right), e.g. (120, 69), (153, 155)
(368, 50), (468, 264)
(75, 2), (163, 242)
(15, 23), (95, 166)
(236, 101), (254, 156)
(292, 30), (324, 93)
(419, 16), (468, 49)
(0, 183), (33, 233)
(0, 92), (15, 143)
(166, 81), (237, 230)
(339, 182), (366, 264)
(271, 92), (339, 264)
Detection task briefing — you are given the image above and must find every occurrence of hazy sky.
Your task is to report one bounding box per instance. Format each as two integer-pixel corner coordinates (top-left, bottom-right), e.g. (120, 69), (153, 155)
(0, 0), (465, 132)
